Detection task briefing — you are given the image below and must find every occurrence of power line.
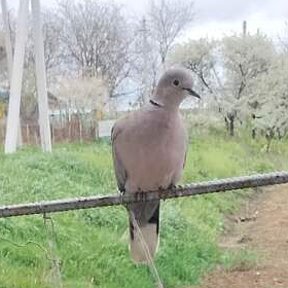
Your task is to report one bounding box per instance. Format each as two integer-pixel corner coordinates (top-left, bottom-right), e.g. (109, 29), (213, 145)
(0, 171), (288, 218)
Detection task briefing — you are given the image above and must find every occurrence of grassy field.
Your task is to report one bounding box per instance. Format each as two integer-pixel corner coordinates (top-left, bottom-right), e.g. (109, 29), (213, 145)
(0, 133), (287, 288)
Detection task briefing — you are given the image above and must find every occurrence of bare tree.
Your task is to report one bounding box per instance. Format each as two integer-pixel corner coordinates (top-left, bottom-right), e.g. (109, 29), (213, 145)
(148, 0), (195, 67)
(129, 0), (195, 106)
(14, 9), (63, 123)
(129, 17), (159, 105)
(41, 10), (63, 73)
(55, 0), (132, 97)
(24, 9), (65, 76)
(0, 30), (7, 83)
(0, 11), (13, 85)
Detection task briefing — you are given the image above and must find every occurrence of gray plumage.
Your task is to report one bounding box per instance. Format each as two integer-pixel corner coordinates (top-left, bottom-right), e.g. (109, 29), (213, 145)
(111, 67), (200, 263)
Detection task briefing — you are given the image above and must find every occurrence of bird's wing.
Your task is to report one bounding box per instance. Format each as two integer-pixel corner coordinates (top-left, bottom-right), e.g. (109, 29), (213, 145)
(111, 122), (128, 193)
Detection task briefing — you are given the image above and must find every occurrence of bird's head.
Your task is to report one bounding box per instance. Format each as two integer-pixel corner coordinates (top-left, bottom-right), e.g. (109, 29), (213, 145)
(151, 67), (200, 109)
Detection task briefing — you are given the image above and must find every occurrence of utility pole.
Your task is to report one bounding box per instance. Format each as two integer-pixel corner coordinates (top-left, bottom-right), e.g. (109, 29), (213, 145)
(3, 0), (52, 153)
(4, 0), (29, 153)
(31, 0), (52, 152)
(243, 20), (247, 37)
(1, 0), (23, 148)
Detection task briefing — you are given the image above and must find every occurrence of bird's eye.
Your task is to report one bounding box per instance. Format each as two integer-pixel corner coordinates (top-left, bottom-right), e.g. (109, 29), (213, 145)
(173, 79), (180, 86)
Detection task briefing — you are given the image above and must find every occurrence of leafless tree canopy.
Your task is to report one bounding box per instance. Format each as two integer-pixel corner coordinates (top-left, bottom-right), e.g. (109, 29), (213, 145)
(129, 0), (196, 104)
(0, 0), (197, 110)
(148, 0), (195, 65)
(56, 0), (132, 96)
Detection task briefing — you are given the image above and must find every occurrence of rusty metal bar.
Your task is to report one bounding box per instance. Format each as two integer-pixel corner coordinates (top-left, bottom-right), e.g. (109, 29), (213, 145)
(1, 171), (288, 218)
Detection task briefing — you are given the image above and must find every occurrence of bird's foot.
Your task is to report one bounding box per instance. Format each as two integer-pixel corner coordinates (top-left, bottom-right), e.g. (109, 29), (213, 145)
(168, 184), (177, 190)
(135, 188), (146, 202)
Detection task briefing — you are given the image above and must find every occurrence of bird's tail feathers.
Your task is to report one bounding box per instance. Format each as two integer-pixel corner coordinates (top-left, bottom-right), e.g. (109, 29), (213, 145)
(129, 204), (160, 264)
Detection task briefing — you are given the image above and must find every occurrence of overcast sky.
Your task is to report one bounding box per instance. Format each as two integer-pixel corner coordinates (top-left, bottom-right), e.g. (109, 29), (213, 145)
(115, 0), (288, 41)
(7, 0), (288, 41)
(191, 0), (287, 40)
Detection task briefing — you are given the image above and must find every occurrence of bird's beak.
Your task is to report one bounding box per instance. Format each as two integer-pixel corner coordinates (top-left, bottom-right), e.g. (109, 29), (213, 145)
(183, 88), (201, 99)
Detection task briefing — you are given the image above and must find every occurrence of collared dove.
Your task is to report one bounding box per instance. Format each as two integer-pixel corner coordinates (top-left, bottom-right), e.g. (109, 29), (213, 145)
(111, 67), (200, 263)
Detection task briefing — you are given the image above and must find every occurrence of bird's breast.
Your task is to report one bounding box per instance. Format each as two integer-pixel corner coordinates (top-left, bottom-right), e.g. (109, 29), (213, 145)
(123, 114), (186, 192)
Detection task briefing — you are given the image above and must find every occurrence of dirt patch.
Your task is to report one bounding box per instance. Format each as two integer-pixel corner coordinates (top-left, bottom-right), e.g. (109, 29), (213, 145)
(196, 184), (288, 288)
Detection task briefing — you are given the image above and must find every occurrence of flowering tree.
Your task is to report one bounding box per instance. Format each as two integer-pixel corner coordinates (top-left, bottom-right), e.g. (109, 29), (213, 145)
(249, 55), (288, 150)
(170, 33), (276, 136)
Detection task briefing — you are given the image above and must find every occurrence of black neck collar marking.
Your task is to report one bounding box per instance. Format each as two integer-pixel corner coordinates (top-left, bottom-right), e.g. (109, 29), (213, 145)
(149, 99), (163, 108)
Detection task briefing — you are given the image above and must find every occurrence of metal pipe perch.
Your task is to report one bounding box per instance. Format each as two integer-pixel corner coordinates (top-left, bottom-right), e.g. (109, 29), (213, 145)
(1, 171), (288, 218)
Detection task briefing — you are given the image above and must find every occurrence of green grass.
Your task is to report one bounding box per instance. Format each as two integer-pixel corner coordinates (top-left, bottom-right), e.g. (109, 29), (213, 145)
(220, 248), (259, 272)
(0, 135), (287, 288)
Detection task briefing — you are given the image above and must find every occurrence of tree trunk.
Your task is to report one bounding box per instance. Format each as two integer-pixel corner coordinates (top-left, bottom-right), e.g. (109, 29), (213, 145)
(229, 117), (235, 137)
(224, 115), (235, 136)
(265, 129), (274, 152)
(266, 137), (272, 152)
(224, 117), (229, 131)
(252, 128), (256, 139)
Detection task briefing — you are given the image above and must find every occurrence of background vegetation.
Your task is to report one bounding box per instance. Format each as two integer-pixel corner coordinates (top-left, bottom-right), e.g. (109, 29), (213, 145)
(1, 0), (287, 146)
(0, 0), (287, 287)
(0, 130), (287, 288)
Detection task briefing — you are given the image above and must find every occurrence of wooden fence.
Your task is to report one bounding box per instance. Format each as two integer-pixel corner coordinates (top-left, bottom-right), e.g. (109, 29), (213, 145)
(0, 118), (98, 145)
